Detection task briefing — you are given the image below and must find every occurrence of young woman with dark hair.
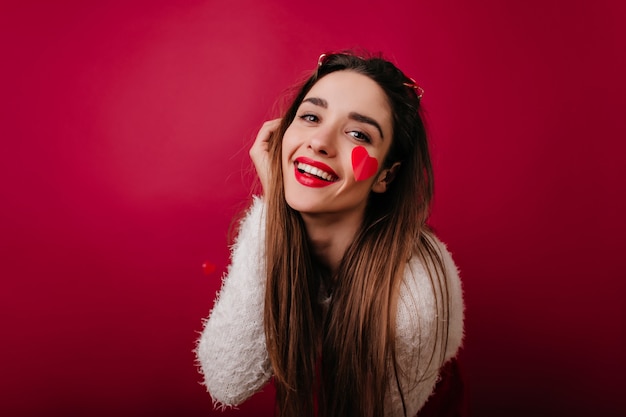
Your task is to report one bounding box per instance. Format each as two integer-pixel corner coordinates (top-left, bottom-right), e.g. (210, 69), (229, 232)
(196, 52), (464, 417)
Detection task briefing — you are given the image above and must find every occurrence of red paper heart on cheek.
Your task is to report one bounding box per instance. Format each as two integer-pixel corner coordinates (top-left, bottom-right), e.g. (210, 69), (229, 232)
(351, 146), (379, 181)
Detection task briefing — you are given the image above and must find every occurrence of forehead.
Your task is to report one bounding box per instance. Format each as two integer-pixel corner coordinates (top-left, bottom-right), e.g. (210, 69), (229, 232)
(304, 71), (392, 131)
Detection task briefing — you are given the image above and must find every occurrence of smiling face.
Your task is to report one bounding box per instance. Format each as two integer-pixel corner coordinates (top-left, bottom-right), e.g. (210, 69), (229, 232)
(281, 70), (394, 221)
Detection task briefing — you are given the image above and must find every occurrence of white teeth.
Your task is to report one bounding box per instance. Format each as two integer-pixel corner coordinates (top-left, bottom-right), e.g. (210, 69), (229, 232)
(296, 162), (336, 181)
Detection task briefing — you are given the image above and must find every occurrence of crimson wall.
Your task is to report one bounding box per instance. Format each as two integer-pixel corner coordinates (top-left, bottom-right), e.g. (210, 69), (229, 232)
(1, 1), (624, 416)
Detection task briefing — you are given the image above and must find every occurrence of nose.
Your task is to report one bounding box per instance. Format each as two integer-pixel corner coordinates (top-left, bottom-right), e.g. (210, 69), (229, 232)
(308, 127), (336, 157)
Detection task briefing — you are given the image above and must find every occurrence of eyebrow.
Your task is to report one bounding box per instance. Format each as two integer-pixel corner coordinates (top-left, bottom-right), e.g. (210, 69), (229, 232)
(348, 112), (384, 139)
(302, 97), (328, 108)
(301, 97), (385, 139)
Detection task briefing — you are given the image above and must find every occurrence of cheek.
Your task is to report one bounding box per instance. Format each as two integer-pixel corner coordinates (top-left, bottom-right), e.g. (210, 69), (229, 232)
(281, 134), (292, 166)
(351, 145), (379, 181)
(281, 129), (297, 159)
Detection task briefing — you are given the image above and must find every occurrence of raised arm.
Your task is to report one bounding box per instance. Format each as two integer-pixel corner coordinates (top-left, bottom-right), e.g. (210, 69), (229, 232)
(195, 197), (271, 407)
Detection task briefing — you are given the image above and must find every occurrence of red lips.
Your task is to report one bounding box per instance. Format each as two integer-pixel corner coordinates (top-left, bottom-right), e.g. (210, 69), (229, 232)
(294, 157), (338, 188)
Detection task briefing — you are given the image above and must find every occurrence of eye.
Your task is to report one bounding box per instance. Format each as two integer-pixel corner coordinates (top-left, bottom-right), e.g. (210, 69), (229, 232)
(349, 130), (372, 143)
(298, 114), (319, 123)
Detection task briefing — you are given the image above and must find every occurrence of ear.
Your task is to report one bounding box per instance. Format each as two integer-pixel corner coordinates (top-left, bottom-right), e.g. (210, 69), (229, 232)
(372, 162), (401, 193)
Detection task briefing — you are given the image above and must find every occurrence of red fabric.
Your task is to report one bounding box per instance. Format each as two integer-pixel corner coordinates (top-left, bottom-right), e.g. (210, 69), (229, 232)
(417, 358), (469, 417)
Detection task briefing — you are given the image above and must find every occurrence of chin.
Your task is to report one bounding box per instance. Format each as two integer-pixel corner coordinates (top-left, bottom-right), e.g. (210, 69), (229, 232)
(284, 195), (312, 214)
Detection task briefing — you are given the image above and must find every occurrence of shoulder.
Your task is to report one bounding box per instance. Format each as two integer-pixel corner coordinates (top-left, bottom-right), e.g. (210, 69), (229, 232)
(229, 196), (266, 253)
(397, 232), (465, 360)
(236, 196), (266, 235)
(388, 233), (465, 415)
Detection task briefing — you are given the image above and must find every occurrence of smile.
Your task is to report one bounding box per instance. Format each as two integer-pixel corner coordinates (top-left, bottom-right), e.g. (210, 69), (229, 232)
(294, 157), (338, 187)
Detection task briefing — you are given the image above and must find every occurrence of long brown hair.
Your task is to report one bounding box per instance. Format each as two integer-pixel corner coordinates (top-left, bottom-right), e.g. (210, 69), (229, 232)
(263, 52), (449, 417)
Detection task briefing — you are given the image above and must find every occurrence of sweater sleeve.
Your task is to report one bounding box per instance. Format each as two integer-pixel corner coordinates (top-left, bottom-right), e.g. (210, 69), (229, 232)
(386, 234), (464, 417)
(195, 196), (272, 408)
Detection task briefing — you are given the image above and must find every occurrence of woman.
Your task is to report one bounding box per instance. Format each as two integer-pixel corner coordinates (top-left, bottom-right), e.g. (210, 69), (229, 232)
(196, 52), (464, 417)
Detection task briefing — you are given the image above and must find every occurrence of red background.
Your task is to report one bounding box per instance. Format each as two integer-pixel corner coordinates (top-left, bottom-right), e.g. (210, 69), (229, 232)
(1, 1), (624, 416)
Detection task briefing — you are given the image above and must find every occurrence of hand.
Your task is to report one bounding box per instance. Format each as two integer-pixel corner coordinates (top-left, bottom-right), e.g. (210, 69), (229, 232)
(249, 118), (281, 194)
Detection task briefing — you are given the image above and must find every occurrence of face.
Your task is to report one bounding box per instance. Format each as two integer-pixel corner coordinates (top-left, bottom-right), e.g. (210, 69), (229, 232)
(282, 70), (394, 221)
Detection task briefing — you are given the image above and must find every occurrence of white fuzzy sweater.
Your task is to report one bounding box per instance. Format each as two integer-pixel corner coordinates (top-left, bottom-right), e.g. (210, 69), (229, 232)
(196, 197), (464, 416)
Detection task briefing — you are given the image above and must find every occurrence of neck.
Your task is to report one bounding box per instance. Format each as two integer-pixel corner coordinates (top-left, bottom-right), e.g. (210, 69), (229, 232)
(301, 211), (364, 275)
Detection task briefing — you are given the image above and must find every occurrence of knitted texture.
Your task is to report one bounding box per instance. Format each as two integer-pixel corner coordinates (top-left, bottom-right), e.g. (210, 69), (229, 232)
(387, 234), (464, 416)
(196, 197), (271, 407)
(196, 198), (464, 415)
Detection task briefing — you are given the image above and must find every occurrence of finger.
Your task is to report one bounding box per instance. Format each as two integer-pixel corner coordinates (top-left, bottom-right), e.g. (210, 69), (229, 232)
(251, 119), (282, 162)
(254, 118), (282, 146)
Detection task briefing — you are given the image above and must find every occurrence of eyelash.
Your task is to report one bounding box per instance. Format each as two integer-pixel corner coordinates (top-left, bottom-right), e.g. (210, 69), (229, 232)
(299, 113), (319, 123)
(297, 113), (372, 143)
(349, 131), (372, 143)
